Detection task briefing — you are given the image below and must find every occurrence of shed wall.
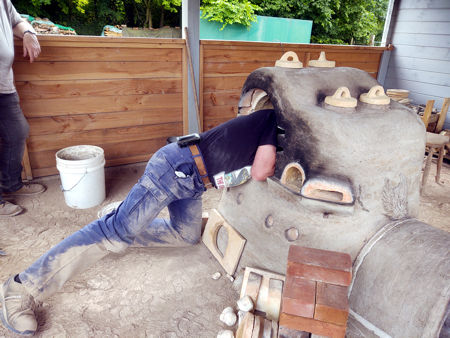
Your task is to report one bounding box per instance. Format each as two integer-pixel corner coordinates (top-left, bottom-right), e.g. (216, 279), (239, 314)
(383, 0), (450, 129)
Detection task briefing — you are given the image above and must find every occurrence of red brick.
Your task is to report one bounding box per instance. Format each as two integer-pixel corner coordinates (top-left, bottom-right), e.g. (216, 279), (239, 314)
(288, 246), (352, 272)
(287, 246), (352, 286)
(287, 262), (351, 287)
(279, 313), (346, 338)
(314, 282), (349, 325)
(278, 325), (311, 338)
(282, 276), (316, 318)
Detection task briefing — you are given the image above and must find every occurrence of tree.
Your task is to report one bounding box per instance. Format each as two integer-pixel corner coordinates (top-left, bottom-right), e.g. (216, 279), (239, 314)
(200, 0), (261, 30)
(251, 0), (388, 44)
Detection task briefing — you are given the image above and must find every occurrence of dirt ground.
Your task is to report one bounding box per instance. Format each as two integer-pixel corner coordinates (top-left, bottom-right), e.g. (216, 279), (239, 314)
(0, 159), (449, 337)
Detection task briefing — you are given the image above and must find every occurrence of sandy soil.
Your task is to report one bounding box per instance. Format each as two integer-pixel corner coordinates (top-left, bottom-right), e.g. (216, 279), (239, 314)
(0, 160), (449, 337)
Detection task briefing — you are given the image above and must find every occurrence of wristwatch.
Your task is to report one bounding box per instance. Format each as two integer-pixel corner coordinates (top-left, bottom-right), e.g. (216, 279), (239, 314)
(24, 30), (37, 36)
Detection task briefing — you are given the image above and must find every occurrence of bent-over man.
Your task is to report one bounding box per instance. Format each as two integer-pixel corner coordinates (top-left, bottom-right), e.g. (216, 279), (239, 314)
(0, 108), (278, 335)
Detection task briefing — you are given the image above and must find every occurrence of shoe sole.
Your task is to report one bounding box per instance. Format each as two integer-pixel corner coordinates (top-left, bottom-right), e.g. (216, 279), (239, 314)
(0, 207), (23, 217)
(3, 189), (46, 198)
(0, 282), (35, 336)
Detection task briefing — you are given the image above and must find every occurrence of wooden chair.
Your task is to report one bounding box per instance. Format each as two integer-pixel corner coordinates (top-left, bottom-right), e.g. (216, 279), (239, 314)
(421, 98), (450, 194)
(421, 132), (450, 193)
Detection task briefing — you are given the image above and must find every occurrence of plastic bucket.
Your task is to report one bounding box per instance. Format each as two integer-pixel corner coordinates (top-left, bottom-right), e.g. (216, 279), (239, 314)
(55, 145), (105, 209)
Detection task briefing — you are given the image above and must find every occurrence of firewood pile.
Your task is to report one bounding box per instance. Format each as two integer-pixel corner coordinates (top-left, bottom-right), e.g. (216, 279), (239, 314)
(31, 18), (77, 35)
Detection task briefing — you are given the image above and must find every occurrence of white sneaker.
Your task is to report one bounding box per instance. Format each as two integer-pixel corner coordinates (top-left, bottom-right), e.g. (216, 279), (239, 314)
(0, 277), (37, 336)
(0, 201), (23, 217)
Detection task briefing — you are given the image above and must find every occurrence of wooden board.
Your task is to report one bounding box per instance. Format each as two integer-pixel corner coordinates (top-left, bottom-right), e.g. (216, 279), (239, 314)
(202, 209), (246, 276)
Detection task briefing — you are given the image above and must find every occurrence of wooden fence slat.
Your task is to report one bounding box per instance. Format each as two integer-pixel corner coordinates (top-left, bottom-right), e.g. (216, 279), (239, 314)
(203, 105), (238, 120)
(203, 92), (242, 107)
(29, 138), (166, 169)
(13, 61), (182, 81)
(27, 122), (182, 153)
(15, 78), (182, 100)
(203, 49), (382, 63)
(14, 46), (182, 62)
(27, 108), (182, 136)
(21, 93), (182, 117)
(204, 76), (248, 92)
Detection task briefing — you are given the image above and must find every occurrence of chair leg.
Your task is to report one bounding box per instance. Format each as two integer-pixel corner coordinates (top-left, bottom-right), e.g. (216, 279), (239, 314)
(421, 147), (435, 194)
(436, 145), (445, 183)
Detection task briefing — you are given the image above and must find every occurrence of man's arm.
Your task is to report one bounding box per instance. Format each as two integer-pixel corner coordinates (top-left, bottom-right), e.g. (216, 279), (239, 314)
(251, 144), (276, 181)
(13, 20), (40, 63)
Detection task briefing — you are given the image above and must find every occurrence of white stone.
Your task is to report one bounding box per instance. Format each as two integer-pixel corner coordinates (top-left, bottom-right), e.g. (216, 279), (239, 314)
(237, 295), (254, 312)
(219, 310), (237, 326)
(212, 272), (222, 280)
(217, 330), (234, 338)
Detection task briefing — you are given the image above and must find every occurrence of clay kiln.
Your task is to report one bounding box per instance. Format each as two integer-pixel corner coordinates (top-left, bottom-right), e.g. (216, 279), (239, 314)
(218, 66), (449, 336)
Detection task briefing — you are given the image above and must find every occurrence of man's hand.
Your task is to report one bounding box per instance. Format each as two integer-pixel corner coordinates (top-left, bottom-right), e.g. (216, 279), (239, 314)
(251, 144), (276, 181)
(22, 32), (40, 63)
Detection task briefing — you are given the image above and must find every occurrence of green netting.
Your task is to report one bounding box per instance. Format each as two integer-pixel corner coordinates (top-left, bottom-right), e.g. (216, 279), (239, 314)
(20, 14), (35, 22)
(200, 14), (312, 43)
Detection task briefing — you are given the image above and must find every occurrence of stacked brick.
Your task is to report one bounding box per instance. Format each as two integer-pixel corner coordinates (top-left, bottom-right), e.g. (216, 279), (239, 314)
(279, 246), (352, 338)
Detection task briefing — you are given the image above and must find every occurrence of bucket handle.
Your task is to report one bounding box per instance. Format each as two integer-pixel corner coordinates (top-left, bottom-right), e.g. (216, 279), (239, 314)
(60, 169), (88, 193)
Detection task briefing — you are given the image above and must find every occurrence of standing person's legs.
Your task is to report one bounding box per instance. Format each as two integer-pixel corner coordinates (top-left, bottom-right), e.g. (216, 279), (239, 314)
(0, 93), (29, 194)
(0, 93), (29, 216)
(0, 92), (45, 217)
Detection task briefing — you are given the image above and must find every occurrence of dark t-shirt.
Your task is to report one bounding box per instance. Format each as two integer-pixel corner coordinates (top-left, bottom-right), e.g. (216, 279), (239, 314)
(199, 109), (277, 184)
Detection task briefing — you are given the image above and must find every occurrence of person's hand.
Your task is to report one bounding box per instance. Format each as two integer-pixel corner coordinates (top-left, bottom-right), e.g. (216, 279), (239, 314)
(22, 32), (41, 63)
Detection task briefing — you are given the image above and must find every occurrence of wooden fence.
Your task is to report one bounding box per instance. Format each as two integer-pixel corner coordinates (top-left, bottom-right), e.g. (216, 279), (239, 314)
(14, 36), (388, 178)
(14, 36), (187, 177)
(200, 40), (388, 130)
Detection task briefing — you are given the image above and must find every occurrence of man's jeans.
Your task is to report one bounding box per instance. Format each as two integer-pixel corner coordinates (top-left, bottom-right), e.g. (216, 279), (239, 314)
(0, 93), (29, 200)
(19, 143), (206, 300)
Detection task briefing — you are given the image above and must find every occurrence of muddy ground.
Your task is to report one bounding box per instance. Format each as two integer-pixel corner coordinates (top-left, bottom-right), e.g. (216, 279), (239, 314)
(0, 160), (449, 337)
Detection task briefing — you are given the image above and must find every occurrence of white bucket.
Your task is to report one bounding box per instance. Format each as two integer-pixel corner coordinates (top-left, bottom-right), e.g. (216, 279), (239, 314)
(56, 145), (105, 209)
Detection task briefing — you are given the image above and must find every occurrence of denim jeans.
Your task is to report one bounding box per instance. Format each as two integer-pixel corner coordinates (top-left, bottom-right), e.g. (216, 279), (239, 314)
(0, 92), (29, 200)
(19, 143), (206, 300)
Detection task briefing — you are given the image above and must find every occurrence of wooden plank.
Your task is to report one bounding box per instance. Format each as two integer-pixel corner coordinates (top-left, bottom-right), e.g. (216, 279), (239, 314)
(21, 143), (33, 181)
(203, 49), (380, 64)
(13, 61), (182, 81)
(199, 43), (204, 131)
(203, 118), (233, 131)
(203, 105), (238, 120)
(387, 56), (450, 74)
(203, 91), (240, 107)
(436, 98), (450, 133)
(27, 122), (182, 152)
(182, 44), (189, 134)
(14, 46), (182, 62)
(27, 108), (182, 136)
(204, 76), (247, 92)
(380, 68), (450, 87)
(421, 100), (435, 129)
(15, 78), (182, 100)
(21, 93), (182, 117)
(203, 61), (274, 76)
(392, 33), (450, 48)
(16, 35), (185, 48)
(29, 138), (166, 169)
(394, 21), (450, 35)
(32, 153), (152, 178)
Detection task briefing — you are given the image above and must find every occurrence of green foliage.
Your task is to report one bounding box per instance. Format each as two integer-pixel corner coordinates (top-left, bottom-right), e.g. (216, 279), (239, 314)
(200, 0), (261, 30)
(252, 0), (388, 45)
